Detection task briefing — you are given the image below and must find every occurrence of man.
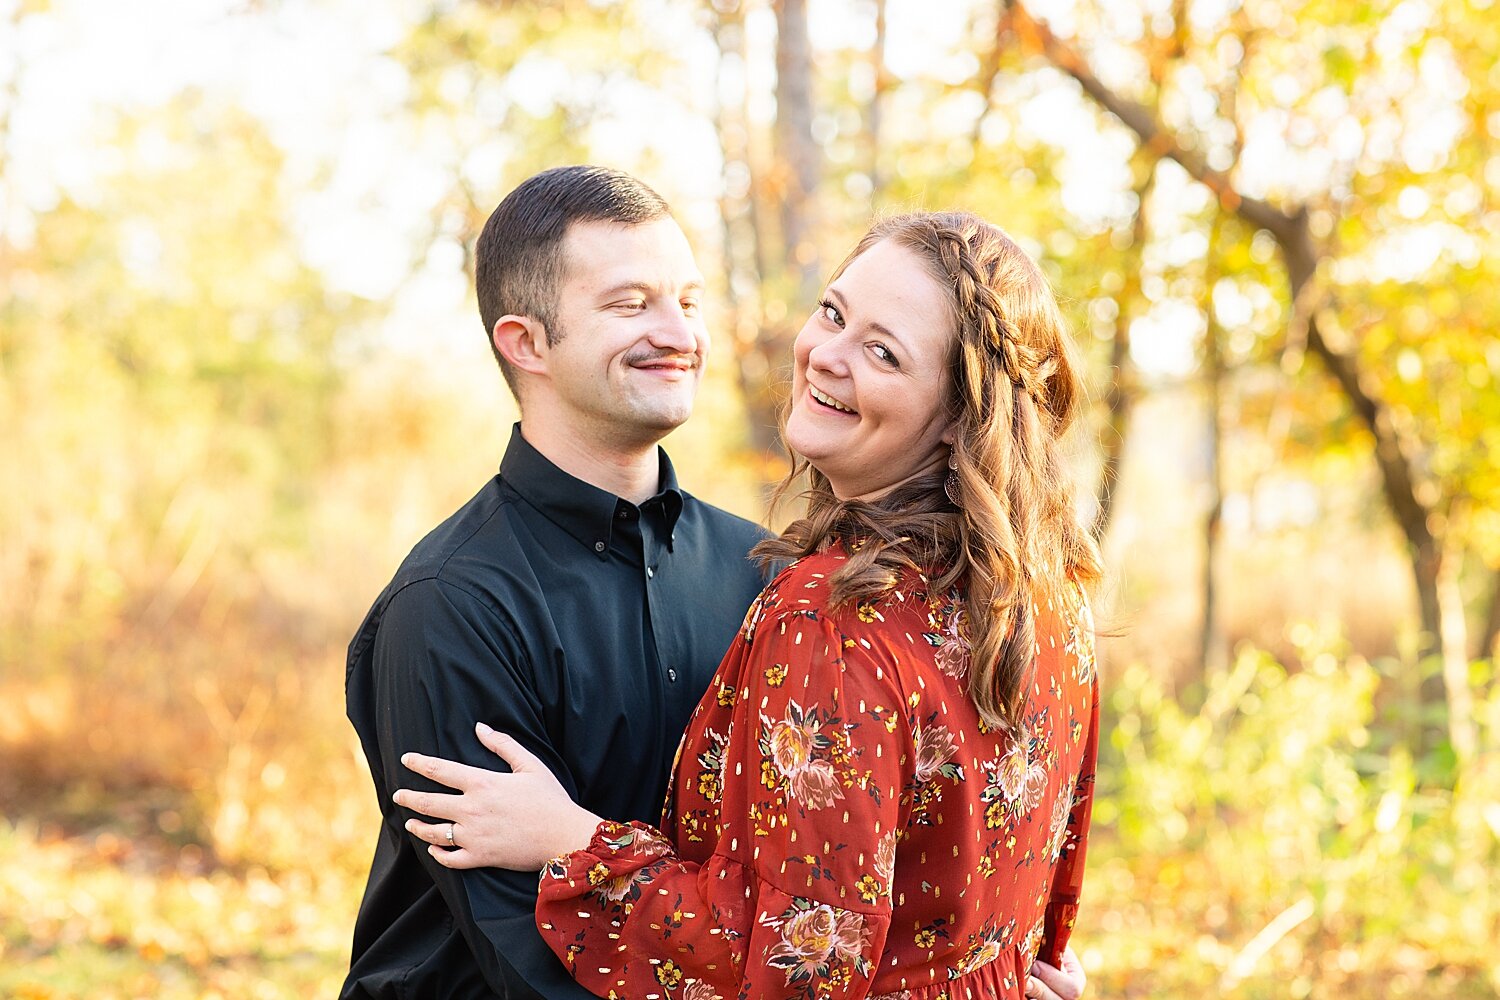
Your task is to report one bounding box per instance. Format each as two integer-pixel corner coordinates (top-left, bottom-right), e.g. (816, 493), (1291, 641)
(342, 166), (769, 998)
(343, 165), (1089, 1000)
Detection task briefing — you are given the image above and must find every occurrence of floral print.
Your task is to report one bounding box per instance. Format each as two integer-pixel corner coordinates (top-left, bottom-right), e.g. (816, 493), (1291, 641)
(980, 721), (1049, 829)
(762, 699), (847, 810)
(536, 545), (1099, 1000)
(929, 601), (971, 679)
(912, 723), (963, 785)
(695, 727), (731, 802)
(954, 921), (1013, 977)
(684, 979), (724, 1000)
(764, 899), (874, 984)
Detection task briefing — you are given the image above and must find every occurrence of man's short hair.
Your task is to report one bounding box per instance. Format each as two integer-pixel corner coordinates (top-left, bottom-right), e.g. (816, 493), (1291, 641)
(475, 165), (672, 394)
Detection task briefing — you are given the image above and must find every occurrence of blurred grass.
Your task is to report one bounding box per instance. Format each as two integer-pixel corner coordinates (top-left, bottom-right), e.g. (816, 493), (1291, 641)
(0, 617), (374, 999)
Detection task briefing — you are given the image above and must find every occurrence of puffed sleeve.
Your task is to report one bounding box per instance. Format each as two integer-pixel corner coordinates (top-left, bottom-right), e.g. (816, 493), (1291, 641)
(535, 607), (913, 1000)
(1039, 592), (1100, 968)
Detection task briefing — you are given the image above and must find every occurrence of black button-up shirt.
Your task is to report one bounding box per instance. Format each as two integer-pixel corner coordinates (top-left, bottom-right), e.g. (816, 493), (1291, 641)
(343, 426), (770, 999)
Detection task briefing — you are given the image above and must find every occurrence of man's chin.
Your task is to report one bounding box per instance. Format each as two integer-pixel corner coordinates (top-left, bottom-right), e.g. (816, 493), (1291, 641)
(609, 402), (695, 442)
(629, 394), (697, 429)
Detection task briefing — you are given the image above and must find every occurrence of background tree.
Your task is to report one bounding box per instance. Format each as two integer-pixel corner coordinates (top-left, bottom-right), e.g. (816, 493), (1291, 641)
(996, 0), (1492, 757)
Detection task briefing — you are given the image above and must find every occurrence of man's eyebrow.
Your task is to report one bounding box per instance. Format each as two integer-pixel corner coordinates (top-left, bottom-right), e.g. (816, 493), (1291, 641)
(828, 286), (905, 348)
(596, 281), (656, 299)
(596, 279), (706, 298)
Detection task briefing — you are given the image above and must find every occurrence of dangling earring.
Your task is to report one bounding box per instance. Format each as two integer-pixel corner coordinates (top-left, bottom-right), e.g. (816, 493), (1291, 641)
(945, 448), (962, 507)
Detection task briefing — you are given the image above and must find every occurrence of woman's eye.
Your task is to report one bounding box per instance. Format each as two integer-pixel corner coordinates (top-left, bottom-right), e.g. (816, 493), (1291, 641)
(871, 344), (899, 367)
(681, 299), (700, 314)
(819, 299), (844, 327)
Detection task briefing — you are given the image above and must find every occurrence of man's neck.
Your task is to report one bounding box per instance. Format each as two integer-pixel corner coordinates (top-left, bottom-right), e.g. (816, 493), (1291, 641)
(519, 418), (664, 505)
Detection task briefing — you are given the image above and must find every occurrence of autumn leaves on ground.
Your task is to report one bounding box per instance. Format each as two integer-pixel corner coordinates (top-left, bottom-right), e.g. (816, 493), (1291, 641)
(3, 0), (1499, 997)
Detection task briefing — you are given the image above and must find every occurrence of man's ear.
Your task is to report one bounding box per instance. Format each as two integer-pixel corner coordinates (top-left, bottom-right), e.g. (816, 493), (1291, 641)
(492, 315), (550, 378)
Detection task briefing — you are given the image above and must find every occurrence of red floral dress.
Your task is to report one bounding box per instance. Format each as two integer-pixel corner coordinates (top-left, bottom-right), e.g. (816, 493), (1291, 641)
(536, 546), (1099, 1000)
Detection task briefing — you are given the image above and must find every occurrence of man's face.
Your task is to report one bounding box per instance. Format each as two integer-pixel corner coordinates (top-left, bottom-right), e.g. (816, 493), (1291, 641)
(539, 217), (709, 447)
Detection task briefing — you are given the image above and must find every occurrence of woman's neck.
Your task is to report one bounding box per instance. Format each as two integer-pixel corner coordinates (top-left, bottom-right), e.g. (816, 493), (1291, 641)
(831, 453), (949, 504)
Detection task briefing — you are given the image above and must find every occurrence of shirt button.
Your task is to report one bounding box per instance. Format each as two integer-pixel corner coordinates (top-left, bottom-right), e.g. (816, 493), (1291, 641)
(594, 541), (606, 552)
(647, 567), (655, 579)
(667, 668), (678, 682)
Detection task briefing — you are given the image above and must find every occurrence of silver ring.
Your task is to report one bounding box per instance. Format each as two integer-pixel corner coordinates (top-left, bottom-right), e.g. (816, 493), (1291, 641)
(445, 822), (456, 846)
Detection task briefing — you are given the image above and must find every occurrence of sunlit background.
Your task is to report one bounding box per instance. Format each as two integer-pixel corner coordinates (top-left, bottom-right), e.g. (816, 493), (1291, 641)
(2, 0), (1497, 996)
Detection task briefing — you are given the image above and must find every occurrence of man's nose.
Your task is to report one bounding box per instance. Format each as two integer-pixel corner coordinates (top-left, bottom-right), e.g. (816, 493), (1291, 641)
(646, 304), (699, 354)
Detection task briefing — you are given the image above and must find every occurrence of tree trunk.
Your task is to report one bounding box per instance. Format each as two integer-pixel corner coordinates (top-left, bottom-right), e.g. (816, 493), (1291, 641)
(773, 0), (821, 307)
(1481, 568), (1500, 661)
(1092, 157), (1156, 542)
(867, 0), (889, 199)
(708, 1), (782, 456)
(1437, 538), (1476, 764)
(1201, 220), (1229, 679)
(709, 0), (822, 462)
(1092, 297), (1133, 542)
(1283, 234), (1444, 671)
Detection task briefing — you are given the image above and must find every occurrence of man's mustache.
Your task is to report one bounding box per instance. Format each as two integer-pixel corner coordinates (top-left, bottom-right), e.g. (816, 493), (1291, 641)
(623, 348), (700, 369)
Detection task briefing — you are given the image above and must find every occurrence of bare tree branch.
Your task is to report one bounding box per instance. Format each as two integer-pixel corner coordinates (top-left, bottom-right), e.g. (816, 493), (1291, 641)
(1001, 0), (1293, 240)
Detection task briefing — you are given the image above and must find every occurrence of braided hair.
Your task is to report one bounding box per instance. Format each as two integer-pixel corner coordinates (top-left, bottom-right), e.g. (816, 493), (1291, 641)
(754, 211), (1102, 734)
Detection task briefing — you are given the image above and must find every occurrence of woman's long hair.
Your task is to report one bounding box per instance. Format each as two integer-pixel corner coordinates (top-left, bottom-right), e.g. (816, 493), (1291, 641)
(754, 211), (1102, 734)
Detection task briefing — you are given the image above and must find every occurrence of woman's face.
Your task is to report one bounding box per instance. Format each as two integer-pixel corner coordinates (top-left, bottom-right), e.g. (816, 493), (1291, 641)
(785, 238), (958, 500)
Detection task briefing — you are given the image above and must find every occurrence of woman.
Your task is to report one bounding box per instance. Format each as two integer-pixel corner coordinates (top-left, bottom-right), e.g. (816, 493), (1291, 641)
(396, 212), (1101, 1000)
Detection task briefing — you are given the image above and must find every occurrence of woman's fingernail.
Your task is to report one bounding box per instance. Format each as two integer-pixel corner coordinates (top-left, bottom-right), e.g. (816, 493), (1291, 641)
(404, 818), (414, 831)
(476, 721), (493, 734)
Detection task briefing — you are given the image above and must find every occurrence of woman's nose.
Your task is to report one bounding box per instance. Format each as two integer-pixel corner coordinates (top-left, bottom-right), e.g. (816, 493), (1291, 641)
(807, 333), (850, 377)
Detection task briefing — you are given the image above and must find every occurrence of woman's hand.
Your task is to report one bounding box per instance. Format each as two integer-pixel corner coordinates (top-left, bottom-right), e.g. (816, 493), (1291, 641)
(1025, 945), (1086, 1000)
(394, 722), (603, 871)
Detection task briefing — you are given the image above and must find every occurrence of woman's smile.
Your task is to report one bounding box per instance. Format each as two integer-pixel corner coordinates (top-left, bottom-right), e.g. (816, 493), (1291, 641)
(808, 384), (857, 414)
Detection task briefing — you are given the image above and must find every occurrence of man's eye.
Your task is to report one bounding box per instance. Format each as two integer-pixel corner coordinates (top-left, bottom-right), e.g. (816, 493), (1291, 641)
(615, 300), (648, 312)
(681, 299), (700, 314)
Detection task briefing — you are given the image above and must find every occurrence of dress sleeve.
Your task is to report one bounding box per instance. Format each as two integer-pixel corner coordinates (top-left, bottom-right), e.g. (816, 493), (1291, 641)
(1039, 598), (1100, 968)
(535, 608), (912, 1000)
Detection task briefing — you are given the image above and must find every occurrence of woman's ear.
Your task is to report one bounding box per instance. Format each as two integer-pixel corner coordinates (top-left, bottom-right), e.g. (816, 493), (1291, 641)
(492, 315), (550, 378)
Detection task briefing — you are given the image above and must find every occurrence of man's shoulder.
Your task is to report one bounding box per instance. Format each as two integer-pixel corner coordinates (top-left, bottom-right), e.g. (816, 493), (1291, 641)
(386, 477), (529, 591)
(349, 478), (529, 663)
(680, 493), (773, 546)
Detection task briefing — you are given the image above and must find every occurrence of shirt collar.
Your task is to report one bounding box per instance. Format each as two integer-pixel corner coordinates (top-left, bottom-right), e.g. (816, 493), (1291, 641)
(498, 424), (685, 558)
